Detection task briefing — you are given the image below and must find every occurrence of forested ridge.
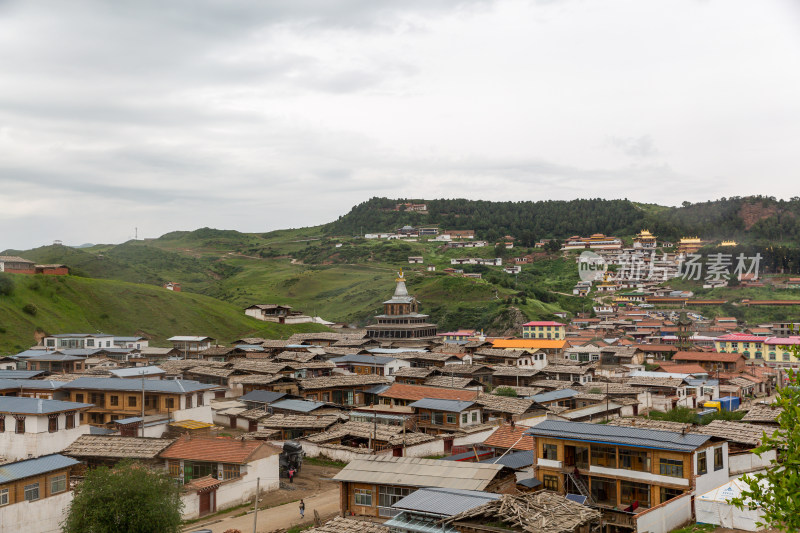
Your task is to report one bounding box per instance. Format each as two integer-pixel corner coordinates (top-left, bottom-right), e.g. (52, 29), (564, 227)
(326, 196), (800, 245)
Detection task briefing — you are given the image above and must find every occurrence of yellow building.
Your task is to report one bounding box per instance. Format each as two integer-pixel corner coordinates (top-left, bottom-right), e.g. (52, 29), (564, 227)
(677, 237), (705, 255)
(719, 240), (738, 247)
(521, 321), (566, 340)
(713, 333), (766, 360)
(633, 229), (657, 249)
(492, 338), (566, 355)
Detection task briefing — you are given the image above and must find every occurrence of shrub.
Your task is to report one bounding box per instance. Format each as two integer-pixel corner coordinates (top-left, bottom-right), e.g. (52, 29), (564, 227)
(22, 303), (37, 316)
(0, 274), (13, 296)
(494, 387), (518, 397)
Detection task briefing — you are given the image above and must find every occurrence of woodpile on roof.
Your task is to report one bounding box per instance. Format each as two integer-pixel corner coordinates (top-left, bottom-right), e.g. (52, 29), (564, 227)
(62, 435), (175, 459)
(303, 421), (435, 447)
(300, 375), (390, 389)
(392, 367), (435, 378)
(309, 517), (389, 533)
(692, 420), (775, 447)
(742, 404), (783, 424)
(424, 376), (479, 389)
(475, 394), (538, 415)
(444, 491), (601, 533)
(260, 414), (341, 429)
(606, 418), (692, 432)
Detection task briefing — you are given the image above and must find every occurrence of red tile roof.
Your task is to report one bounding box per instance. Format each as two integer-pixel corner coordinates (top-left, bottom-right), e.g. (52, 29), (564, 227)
(482, 424), (535, 451)
(634, 344), (677, 352)
(185, 475), (222, 492)
(379, 383), (478, 402)
(522, 321), (565, 327)
(716, 333), (766, 342)
(159, 436), (270, 464)
(672, 351), (745, 363)
(656, 364), (708, 374)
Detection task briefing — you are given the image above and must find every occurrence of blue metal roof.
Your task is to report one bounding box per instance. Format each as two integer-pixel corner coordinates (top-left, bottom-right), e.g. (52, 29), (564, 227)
(525, 420), (710, 452)
(531, 388), (579, 403)
(391, 487), (500, 516)
(516, 477), (542, 488)
(0, 454), (79, 484)
(365, 384), (391, 395)
(566, 494), (587, 505)
(234, 344), (265, 351)
(0, 397), (91, 414)
(441, 450), (494, 462)
(60, 377), (214, 394)
(368, 348), (428, 354)
(479, 450), (534, 469)
(115, 416), (143, 425)
(408, 398), (476, 412)
(270, 399), (326, 413)
(240, 390), (287, 404)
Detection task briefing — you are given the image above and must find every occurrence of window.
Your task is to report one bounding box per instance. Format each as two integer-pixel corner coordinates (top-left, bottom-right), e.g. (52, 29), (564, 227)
(543, 444), (558, 460)
(0, 416), (4, 433)
(471, 412), (478, 422)
(619, 449), (650, 472)
(86, 339), (94, 347)
(714, 447), (724, 471)
(0, 488), (7, 506)
(74, 394), (84, 403)
(543, 475), (559, 491)
(446, 414), (456, 425)
(165, 398), (175, 409)
(185, 395), (193, 409)
(620, 480), (651, 508)
(222, 464), (241, 480)
(770, 353), (777, 361)
(196, 393), (204, 407)
(15, 416), (25, 434)
(574, 446), (589, 469)
(168, 461), (181, 477)
(51, 474), (67, 494)
(378, 486), (413, 516)
(24, 483), (39, 502)
(110, 395), (119, 406)
(659, 458), (683, 478)
(591, 478), (616, 506)
(48, 415), (58, 433)
(354, 488), (373, 506)
(784, 353), (791, 362)
(697, 452), (707, 475)
(432, 412), (444, 425)
(461, 413), (468, 424)
(65, 412), (76, 430)
(591, 445), (616, 468)
(128, 396), (137, 407)
(660, 487), (683, 503)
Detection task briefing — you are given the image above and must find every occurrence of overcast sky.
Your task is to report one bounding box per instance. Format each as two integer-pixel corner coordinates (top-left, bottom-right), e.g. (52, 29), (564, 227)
(2, 0), (799, 249)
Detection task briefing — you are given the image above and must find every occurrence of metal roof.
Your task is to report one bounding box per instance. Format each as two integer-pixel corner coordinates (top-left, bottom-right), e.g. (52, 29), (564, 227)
(365, 384), (391, 395)
(560, 402), (623, 420)
(51, 333), (113, 338)
(0, 370), (45, 379)
(479, 450), (534, 470)
(531, 388), (579, 403)
(332, 456), (505, 491)
(168, 336), (214, 342)
(115, 416), (144, 425)
(110, 366), (166, 378)
(516, 477), (542, 488)
(331, 354), (398, 365)
(0, 454), (79, 484)
(391, 487), (500, 516)
(0, 396), (92, 414)
(59, 377), (214, 394)
(441, 450), (494, 462)
(408, 398), (476, 412)
(270, 399), (326, 413)
(239, 390), (287, 404)
(525, 420), (710, 452)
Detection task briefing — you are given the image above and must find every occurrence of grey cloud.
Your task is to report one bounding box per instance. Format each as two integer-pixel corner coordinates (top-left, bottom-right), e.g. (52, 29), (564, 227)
(608, 135), (659, 158)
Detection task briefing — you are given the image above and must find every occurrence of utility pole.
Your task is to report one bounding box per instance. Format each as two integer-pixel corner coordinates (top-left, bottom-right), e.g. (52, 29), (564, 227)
(373, 410), (377, 452)
(605, 381), (609, 423)
(141, 370), (146, 437)
(252, 477), (260, 533)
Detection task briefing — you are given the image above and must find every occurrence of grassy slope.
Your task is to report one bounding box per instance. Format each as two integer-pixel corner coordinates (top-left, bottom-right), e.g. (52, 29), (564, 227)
(0, 274), (327, 354)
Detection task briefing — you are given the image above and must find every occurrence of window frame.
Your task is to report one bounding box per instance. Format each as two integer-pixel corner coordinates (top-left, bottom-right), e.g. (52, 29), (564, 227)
(659, 458), (683, 478)
(714, 447), (724, 471)
(23, 483), (40, 502)
(697, 452), (708, 475)
(542, 443), (558, 460)
(354, 488), (373, 507)
(50, 474), (67, 494)
(542, 474), (559, 491)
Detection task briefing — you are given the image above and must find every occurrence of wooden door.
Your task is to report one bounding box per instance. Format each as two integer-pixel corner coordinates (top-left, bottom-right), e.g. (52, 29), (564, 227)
(199, 492), (211, 516)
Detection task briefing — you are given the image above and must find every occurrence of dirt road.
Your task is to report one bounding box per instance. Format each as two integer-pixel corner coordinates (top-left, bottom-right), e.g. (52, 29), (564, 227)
(188, 486), (340, 533)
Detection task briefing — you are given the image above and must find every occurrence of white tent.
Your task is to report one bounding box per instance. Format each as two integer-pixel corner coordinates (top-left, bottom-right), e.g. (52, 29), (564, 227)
(696, 478), (767, 531)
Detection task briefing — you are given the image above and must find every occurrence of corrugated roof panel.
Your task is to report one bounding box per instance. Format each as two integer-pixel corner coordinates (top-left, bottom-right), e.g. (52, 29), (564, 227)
(0, 454), (79, 484)
(525, 420), (710, 451)
(392, 487), (500, 516)
(408, 398), (476, 412)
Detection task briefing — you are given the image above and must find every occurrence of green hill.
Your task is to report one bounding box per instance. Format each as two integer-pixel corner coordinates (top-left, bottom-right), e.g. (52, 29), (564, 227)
(0, 273), (327, 354)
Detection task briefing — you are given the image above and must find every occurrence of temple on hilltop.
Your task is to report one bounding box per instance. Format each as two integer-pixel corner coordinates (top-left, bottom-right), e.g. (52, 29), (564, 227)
(365, 271), (438, 339)
(633, 229), (657, 249)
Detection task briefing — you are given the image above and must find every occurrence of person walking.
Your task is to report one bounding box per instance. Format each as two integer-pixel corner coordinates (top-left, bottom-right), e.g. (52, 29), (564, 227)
(299, 499), (305, 519)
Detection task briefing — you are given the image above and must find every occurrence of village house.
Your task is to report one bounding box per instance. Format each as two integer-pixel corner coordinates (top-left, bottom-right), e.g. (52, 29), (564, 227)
(0, 454), (80, 533)
(58, 377), (217, 428)
(260, 413), (341, 439)
(160, 435), (280, 519)
(41, 333), (115, 350)
(408, 398), (483, 435)
(0, 255), (36, 273)
(299, 375), (391, 406)
(330, 354), (411, 377)
(527, 420), (728, 532)
(333, 455), (517, 518)
(167, 336), (216, 358)
(244, 304), (312, 324)
(492, 339), (566, 357)
(378, 383), (478, 407)
(62, 434), (175, 468)
(522, 321), (566, 340)
(0, 396), (92, 461)
(671, 351), (746, 373)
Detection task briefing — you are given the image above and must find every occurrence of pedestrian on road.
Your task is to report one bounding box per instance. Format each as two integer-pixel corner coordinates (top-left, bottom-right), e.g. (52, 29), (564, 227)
(299, 499), (305, 518)
(288, 468), (295, 483)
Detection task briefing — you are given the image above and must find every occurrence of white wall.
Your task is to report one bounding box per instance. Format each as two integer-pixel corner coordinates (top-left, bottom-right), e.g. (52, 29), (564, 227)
(633, 492), (693, 533)
(172, 405), (214, 424)
(0, 416), (90, 461)
(453, 427), (496, 446)
(729, 449), (775, 477)
(0, 490), (72, 533)
(695, 443), (730, 495)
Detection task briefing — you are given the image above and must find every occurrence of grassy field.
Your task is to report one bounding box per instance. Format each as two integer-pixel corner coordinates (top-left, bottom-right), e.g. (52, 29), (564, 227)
(0, 273), (327, 354)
